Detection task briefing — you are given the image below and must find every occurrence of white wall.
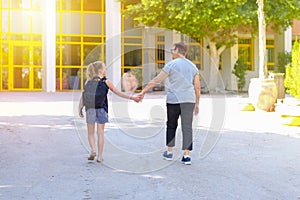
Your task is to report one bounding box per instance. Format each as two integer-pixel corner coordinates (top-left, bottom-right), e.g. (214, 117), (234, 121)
(221, 45), (238, 91)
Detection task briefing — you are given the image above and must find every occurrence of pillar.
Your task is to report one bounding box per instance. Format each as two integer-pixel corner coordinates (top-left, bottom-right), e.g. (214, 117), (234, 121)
(105, 0), (122, 89)
(284, 27), (292, 53)
(42, 0), (56, 92)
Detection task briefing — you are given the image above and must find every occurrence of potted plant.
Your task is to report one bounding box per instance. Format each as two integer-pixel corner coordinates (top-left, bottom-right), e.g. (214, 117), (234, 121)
(122, 69), (140, 92)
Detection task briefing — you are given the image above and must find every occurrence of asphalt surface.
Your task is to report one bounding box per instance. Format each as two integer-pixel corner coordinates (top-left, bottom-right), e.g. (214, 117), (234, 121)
(0, 91), (299, 200)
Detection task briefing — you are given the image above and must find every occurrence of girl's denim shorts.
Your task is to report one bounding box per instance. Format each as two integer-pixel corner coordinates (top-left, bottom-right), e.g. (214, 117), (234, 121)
(86, 108), (109, 124)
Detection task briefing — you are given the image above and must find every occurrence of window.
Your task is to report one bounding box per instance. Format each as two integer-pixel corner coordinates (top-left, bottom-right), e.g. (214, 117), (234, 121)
(121, 4), (144, 91)
(156, 34), (165, 70)
(181, 35), (203, 70)
(266, 39), (275, 71)
(238, 38), (253, 71)
(0, 0), (42, 91)
(56, 0), (105, 91)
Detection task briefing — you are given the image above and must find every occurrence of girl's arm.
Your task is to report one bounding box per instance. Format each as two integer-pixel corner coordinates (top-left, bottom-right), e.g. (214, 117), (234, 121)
(105, 79), (140, 102)
(78, 94), (84, 117)
(78, 79), (89, 117)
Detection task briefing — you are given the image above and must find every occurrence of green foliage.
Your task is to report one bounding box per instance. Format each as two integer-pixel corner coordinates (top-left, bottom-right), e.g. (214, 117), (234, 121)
(276, 51), (291, 73)
(232, 59), (248, 91)
(264, 0), (300, 32)
(121, 0), (300, 89)
(120, 0), (300, 49)
(285, 40), (300, 99)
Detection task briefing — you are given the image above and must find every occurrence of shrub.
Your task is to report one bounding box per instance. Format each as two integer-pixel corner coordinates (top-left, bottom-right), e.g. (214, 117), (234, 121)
(276, 51), (291, 73)
(285, 39), (300, 99)
(232, 59), (248, 91)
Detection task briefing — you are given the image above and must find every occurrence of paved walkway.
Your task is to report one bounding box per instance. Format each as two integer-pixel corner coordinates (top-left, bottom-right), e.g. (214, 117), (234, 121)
(0, 92), (299, 200)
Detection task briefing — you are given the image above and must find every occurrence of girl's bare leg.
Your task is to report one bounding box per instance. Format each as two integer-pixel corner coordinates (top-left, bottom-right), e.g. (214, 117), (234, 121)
(87, 123), (96, 159)
(96, 123), (105, 162)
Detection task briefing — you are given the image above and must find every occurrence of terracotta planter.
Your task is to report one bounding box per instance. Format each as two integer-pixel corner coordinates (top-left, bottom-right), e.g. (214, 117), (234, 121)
(248, 78), (278, 112)
(122, 72), (138, 92)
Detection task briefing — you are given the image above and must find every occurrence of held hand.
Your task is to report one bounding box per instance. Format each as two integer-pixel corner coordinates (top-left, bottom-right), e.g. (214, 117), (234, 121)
(130, 93), (144, 103)
(130, 95), (141, 103)
(137, 92), (145, 102)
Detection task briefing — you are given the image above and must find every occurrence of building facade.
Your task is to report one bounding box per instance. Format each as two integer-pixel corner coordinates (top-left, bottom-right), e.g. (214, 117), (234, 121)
(0, 0), (299, 92)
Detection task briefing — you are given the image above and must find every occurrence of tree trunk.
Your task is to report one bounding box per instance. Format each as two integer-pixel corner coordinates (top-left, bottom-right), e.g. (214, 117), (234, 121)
(258, 0), (268, 79)
(207, 40), (226, 92)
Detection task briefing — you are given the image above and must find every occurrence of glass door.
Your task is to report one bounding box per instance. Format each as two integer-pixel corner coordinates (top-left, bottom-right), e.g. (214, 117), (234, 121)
(12, 44), (30, 89)
(10, 42), (42, 90)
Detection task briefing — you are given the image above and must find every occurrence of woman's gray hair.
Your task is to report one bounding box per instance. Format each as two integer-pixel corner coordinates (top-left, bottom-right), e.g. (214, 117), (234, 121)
(174, 42), (188, 56)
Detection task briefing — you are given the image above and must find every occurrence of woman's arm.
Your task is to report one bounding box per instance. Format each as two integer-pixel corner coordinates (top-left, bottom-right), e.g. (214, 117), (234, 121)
(141, 70), (168, 95)
(193, 74), (201, 115)
(105, 79), (140, 102)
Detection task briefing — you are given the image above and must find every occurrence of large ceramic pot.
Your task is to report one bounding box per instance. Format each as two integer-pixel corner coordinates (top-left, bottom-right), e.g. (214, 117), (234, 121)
(122, 71), (138, 93)
(248, 78), (278, 112)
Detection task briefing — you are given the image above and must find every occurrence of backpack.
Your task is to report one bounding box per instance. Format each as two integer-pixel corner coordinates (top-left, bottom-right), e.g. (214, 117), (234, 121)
(82, 76), (109, 110)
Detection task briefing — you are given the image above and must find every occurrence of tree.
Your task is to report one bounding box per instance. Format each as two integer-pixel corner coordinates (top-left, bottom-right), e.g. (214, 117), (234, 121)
(120, 0), (300, 90)
(285, 39), (300, 99)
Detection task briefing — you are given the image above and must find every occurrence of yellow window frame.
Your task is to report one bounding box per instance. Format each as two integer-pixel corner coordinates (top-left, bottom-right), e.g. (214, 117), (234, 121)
(0, 0), (42, 91)
(238, 38), (254, 71)
(56, 0), (106, 91)
(266, 38), (275, 71)
(156, 34), (165, 71)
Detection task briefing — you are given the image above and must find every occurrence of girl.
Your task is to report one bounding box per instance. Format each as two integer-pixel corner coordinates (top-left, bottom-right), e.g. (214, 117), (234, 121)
(78, 61), (140, 163)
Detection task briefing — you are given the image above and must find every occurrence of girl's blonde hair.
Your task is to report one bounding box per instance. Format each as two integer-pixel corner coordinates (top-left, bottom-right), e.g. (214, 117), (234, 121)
(86, 61), (106, 80)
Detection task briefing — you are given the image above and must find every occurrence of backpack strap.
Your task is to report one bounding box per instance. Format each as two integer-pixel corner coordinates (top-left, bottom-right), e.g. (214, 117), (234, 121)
(100, 77), (109, 90)
(92, 76), (107, 81)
